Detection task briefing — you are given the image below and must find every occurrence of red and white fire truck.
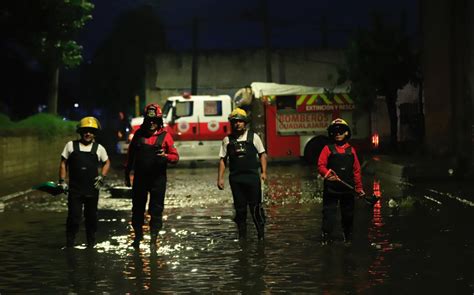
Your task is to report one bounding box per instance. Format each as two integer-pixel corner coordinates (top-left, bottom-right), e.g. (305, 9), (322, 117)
(242, 82), (373, 163)
(125, 82), (373, 163)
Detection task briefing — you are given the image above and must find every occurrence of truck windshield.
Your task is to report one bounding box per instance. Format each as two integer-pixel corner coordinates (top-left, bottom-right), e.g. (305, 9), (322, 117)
(162, 100), (172, 119)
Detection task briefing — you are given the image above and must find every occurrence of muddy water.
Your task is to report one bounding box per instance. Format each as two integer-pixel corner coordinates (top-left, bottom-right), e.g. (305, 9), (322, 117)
(0, 162), (473, 293)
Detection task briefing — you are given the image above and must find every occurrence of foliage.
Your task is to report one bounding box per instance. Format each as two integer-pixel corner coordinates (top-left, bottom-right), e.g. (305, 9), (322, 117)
(0, 113), (77, 139)
(1, 0), (94, 115)
(339, 14), (420, 108)
(337, 13), (420, 146)
(81, 5), (167, 116)
(2, 0), (93, 68)
(0, 114), (14, 128)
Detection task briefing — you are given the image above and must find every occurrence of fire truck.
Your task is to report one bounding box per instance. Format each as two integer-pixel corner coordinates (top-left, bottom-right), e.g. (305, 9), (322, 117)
(242, 82), (373, 163)
(126, 82), (373, 163)
(127, 94), (233, 161)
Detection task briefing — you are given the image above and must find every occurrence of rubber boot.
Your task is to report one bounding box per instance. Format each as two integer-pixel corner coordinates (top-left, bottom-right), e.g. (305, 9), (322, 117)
(86, 232), (96, 248)
(150, 232), (158, 251)
(251, 205), (266, 241)
(343, 231), (352, 245)
(131, 227), (143, 249)
(66, 232), (75, 248)
(256, 224), (265, 241)
(237, 223), (247, 239)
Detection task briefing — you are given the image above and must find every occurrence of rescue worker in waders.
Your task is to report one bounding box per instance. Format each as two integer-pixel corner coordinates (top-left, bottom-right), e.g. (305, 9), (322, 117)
(217, 108), (267, 240)
(125, 103), (179, 249)
(317, 118), (365, 245)
(58, 116), (110, 248)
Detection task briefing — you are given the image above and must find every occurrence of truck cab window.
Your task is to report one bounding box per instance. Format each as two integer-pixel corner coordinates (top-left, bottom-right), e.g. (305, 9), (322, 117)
(162, 100), (172, 119)
(276, 96), (296, 111)
(204, 101), (222, 116)
(175, 101), (193, 118)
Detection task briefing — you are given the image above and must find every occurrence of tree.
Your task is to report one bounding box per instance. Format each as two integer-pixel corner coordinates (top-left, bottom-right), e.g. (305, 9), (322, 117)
(82, 5), (166, 117)
(338, 14), (420, 149)
(1, 0), (94, 115)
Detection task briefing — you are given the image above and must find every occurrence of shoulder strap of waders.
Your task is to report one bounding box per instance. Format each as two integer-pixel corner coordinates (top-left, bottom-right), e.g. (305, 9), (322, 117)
(246, 130), (254, 144)
(90, 142), (99, 155)
(72, 140), (80, 152)
(344, 146), (352, 155)
(155, 131), (167, 148)
(328, 144), (337, 154)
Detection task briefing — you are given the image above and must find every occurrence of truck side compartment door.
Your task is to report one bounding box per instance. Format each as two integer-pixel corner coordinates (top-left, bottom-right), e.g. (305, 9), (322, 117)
(170, 100), (197, 141)
(198, 99), (230, 140)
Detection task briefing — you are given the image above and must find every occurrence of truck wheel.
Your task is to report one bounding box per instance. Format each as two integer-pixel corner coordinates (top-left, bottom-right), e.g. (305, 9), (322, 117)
(304, 136), (329, 164)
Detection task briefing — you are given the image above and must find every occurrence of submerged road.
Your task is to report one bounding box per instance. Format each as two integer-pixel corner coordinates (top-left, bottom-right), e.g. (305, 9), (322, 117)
(0, 160), (472, 293)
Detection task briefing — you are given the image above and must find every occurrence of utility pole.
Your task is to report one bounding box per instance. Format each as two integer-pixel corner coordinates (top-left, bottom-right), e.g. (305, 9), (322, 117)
(261, 0), (272, 82)
(320, 16), (328, 49)
(191, 18), (199, 95)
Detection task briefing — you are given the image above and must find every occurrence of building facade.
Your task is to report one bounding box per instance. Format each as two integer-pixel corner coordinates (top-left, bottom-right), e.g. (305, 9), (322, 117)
(145, 48), (345, 106)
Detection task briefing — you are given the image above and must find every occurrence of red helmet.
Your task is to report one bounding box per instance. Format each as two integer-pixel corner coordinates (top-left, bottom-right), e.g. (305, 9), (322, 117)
(144, 103), (162, 119)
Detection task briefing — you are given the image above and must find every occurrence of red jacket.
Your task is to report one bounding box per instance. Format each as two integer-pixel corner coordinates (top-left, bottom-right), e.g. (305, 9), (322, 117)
(317, 143), (363, 192)
(125, 128), (179, 170)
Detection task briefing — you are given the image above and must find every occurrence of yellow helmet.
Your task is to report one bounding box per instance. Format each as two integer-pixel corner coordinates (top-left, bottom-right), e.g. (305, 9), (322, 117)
(228, 108), (249, 122)
(327, 118), (351, 138)
(330, 118), (349, 127)
(77, 116), (101, 132)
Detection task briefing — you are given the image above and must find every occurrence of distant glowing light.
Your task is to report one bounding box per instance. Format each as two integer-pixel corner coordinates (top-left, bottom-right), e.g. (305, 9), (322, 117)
(74, 103), (79, 108)
(38, 104), (47, 112)
(371, 133), (379, 149)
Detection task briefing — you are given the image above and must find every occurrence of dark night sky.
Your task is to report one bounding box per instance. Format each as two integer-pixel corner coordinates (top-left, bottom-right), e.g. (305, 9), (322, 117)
(79, 0), (419, 59)
(1, 0), (419, 119)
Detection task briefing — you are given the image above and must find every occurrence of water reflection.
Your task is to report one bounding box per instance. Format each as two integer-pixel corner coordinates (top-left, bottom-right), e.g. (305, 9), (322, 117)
(365, 179), (394, 290)
(1, 163), (472, 293)
(320, 247), (360, 294)
(64, 249), (102, 293)
(124, 251), (172, 292)
(264, 164), (323, 206)
(229, 241), (267, 293)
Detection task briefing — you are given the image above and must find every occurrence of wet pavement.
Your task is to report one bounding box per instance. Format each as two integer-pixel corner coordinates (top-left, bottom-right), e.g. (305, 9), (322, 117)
(0, 160), (473, 294)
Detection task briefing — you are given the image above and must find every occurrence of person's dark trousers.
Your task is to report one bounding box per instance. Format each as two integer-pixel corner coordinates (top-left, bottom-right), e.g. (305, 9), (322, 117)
(132, 175), (166, 236)
(66, 192), (99, 246)
(230, 175), (265, 239)
(321, 191), (355, 240)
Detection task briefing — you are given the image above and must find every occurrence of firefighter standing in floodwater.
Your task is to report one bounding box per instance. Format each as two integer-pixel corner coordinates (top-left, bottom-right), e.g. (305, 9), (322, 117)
(317, 118), (365, 245)
(125, 104), (179, 249)
(217, 108), (267, 240)
(58, 116), (110, 248)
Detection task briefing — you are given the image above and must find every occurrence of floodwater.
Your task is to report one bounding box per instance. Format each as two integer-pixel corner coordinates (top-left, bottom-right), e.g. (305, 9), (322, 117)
(0, 160), (473, 294)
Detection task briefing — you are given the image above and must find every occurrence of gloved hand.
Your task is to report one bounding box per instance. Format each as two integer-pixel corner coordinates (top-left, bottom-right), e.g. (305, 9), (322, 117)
(94, 175), (105, 190)
(124, 170), (131, 187)
(58, 179), (69, 193)
(325, 169), (340, 181)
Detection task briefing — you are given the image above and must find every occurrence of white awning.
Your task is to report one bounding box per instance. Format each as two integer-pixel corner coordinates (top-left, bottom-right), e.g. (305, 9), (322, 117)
(249, 82), (351, 98)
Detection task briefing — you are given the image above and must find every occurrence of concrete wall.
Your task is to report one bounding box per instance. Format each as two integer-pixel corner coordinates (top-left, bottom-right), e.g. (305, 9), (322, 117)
(421, 0), (452, 155)
(146, 48), (424, 146)
(145, 48), (345, 106)
(421, 0), (473, 164)
(0, 135), (73, 196)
